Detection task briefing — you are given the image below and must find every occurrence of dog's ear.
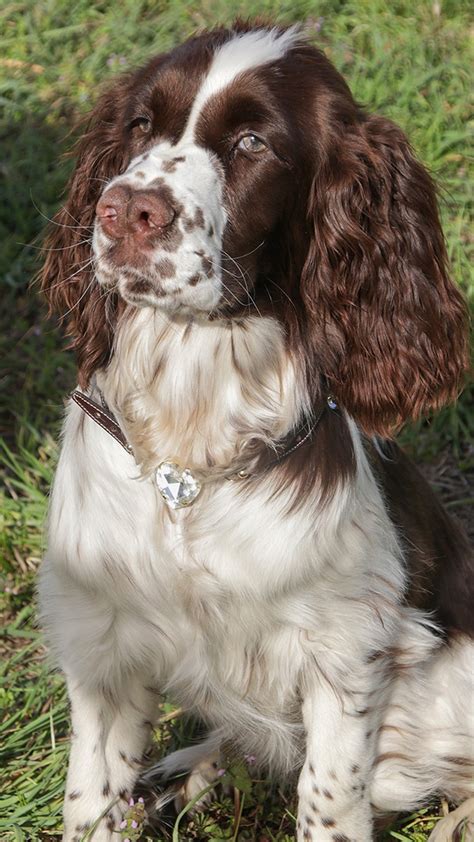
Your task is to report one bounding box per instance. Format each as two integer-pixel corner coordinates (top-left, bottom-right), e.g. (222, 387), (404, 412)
(40, 77), (131, 388)
(301, 113), (468, 437)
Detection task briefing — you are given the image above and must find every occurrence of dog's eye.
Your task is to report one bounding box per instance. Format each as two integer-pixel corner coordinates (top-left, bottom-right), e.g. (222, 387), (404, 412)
(129, 116), (152, 134)
(237, 134), (267, 153)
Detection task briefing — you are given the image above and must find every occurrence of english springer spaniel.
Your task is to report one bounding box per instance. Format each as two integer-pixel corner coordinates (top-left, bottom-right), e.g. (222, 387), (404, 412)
(39, 22), (473, 842)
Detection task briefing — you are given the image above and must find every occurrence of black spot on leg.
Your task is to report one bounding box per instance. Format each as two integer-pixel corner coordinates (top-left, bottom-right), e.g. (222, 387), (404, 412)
(305, 815), (315, 826)
(323, 788), (333, 799)
(102, 780), (110, 797)
(310, 802), (319, 813)
(106, 814), (115, 831)
(329, 769), (338, 780)
(332, 835), (351, 842)
(308, 762), (315, 775)
(119, 788), (130, 801)
(119, 750), (127, 762)
(351, 764), (360, 774)
(68, 790), (81, 800)
(75, 823), (91, 833)
(312, 783), (320, 794)
(322, 817), (336, 827)
(143, 719), (153, 728)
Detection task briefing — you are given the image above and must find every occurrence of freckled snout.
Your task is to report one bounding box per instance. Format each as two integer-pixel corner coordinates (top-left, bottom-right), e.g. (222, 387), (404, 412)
(96, 184), (177, 241)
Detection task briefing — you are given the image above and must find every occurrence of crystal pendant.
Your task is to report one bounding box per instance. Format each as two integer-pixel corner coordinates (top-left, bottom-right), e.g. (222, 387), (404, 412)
(155, 460), (202, 509)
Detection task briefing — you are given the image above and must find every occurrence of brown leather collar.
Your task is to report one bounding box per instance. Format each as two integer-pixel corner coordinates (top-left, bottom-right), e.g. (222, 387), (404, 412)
(70, 390), (133, 454)
(70, 389), (337, 477)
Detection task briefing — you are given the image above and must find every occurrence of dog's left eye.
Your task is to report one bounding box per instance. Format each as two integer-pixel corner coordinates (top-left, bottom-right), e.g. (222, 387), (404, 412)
(237, 134), (267, 153)
(129, 116), (152, 134)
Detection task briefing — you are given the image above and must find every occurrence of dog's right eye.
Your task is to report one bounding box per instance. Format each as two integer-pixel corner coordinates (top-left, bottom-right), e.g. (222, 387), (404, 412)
(129, 116), (152, 134)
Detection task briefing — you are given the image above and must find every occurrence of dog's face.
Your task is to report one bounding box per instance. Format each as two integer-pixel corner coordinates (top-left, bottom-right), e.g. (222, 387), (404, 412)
(42, 22), (467, 435)
(92, 28), (311, 315)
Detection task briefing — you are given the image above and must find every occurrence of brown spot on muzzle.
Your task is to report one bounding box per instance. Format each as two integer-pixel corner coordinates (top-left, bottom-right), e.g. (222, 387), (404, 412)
(155, 258), (176, 278)
(128, 278), (152, 295)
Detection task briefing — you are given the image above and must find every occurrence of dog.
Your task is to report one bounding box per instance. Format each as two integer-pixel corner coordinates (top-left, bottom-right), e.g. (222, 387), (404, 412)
(39, 21), (473, 842)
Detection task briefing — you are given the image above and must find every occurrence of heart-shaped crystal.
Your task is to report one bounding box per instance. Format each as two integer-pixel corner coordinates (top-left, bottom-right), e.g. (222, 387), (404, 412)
(155, 460), (202, 509)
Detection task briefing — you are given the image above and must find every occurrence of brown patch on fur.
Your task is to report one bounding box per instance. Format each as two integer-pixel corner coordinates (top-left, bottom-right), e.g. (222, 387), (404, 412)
(368, 439), (474, 638)
(268, 405), (357, 513)
(322, 817), (336, 827)
(128, 278), (152, 295)
(155, 258), (176, 278)
(183, 207), (205, 232)
(162, 159), (178, 173)
(322, 789), (333, 799)
(201, 254), (214, 277)
(375, 751), (411, 765)
(68, 790), (81, 800)
(188, 273), (201, 286)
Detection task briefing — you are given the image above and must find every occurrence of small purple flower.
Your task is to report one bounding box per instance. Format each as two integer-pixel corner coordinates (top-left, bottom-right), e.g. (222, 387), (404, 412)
(138, 796), (144, 803)
(244, 753), (257, 765)
(119, 56), (127, 65)
(131, 820), (138, 829)
(119, 820), (127, 830)
(128, 797), (135, 806)
(216, 767), (226, 777)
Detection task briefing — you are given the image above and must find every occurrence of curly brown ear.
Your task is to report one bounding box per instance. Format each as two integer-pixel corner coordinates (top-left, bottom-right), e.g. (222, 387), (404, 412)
(40, 78), (131, 388)
(301, 113), (469, 437)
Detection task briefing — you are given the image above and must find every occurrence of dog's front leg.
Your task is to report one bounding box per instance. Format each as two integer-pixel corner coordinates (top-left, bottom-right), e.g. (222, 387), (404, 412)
(296, 677), (379, 842)
(63, 674), (156, 842)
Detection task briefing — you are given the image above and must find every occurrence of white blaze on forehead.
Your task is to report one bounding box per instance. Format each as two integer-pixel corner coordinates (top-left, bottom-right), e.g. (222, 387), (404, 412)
(181, 26), (300, 142)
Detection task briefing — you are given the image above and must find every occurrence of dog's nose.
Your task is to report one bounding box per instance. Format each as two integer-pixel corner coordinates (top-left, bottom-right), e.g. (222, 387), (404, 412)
(96, 185), (177, 239)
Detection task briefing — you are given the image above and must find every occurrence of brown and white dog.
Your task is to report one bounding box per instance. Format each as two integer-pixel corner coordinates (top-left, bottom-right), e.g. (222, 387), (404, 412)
(39, 22), (473, 842)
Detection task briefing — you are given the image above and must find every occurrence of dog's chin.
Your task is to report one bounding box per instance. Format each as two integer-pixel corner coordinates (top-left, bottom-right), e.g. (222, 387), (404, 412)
(106, 272), (222, 317)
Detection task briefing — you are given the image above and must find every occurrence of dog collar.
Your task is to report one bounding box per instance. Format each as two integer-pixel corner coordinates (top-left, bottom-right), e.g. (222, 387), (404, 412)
(70, 389), (337, 510)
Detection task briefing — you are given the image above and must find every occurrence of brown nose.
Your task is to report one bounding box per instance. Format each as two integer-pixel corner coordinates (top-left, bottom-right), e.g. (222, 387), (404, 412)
(96, 184), (176, 240)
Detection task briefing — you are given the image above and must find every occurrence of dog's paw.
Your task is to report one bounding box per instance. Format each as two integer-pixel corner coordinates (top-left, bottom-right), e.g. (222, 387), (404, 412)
(428, 799), (474, 842)
(174, 752), (222, 813)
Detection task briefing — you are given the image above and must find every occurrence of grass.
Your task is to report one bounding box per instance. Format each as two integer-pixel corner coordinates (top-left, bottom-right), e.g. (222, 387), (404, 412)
(0, 0), (472, 839)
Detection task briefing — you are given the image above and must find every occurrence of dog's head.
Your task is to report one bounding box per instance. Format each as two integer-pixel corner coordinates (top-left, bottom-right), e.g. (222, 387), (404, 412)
(42, 22), (468, 436)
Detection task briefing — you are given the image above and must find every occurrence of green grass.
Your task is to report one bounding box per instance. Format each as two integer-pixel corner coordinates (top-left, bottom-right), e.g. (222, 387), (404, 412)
(0, 0), (472, 839)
